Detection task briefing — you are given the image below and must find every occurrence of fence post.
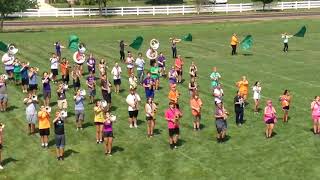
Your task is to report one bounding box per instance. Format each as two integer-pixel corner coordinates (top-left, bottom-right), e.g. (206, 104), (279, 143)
(167, 6), (169, 15)
(89, 8), (91, 17)
(281, 2), (284, 11)
(153, 6), (155, 15)
(121, 7), (124, 16)
(105, 7), (107, 16)
(240, 3), (242, 12)
(56, 9), (58, 17)
(182, 5), (185, 15)
(137, 7), (139, 16)
(308, 0), (311, 9)
(38, 10), (40, 17)
(72, 8), (74, 18)
(226, 3), (229, 13)
(20, 10), (23, 18)
(295, 1), (298, 10)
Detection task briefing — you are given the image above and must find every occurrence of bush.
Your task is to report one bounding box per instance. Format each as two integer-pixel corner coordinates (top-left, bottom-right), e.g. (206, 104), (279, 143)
(79, 0), (96, 5)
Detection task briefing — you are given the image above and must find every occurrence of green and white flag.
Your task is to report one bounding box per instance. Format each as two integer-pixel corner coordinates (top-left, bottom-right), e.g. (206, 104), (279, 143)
(68, 35), (80, 52)
(240, 35), (253, 51)
(129, 36), (144, 50)
(182, 33), (192, 41)
(294, 26), (306, 37)
(0, 41), (8, 52)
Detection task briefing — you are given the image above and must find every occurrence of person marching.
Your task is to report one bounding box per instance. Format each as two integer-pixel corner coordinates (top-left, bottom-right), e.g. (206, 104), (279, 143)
(145, 97), (157, 137)
(190, 93), (203, 131)
(252, 81), (262, 113)
(188, 78), (198, 96)
(53, 110), (66, 160)
(169, 37), (181, 58)
(74, 89), (85, 130)
(129, 73), (138, 90)
(98, 59), (107, 76)
(71, 65), (81, 92)
(111, 63), (122, 94)
(215, 102), (229, 143)
(24, 93), (38, 135)
(311, 96), (320, 134)
(0, 123), (4, 169)
(87, 53), (96, 74)
(189, 61), (198, 80)
(101, 74), (112, 111)
(126, 52), (135, 76)
(236, 76), (249, 103)
(54, 41), (65, 58)
(168, 83), (180, 106)
(42, 72), (52, 107)
(230, 33), (239, 55)
(119, 40), (127, 62)
(175, 55), (184, 83)
(126, 89), (141, 128)
(28, 67), (38, 95)
(234, 91), (245, 126)
(157, 52), (166, 77)
(210, 67), (221, 88)
(94, 101), (105, 144)
(165, 102), (180, 149)
(168, 66), (178, 85)
(57, 82), (68, 111)
(143, 72), (155, 99)
(20, 61), (29, 93)
(103, 112), (115, 156)
(263, 100), (277, 138)
(50, 53), (59, 83)
(0, 76), (8, 112)
(135, 52), (145, 85)
(213, 84), (224, 105)
(281, 33), (293, 52)
(86, 71), (96, 104)
(279, 90), (291, 123)
(150, 62), (160, 90)
(60, 58), (70, 86)
(38, 105), (51, 148)
(13, 59), (22, 85)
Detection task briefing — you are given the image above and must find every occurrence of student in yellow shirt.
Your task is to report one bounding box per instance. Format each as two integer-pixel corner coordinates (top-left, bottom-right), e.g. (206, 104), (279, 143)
(236, 76), (249, 102)
(94, 101), (105, 144)
(38, 106), (50, 148)
(230, 33), (239, 55)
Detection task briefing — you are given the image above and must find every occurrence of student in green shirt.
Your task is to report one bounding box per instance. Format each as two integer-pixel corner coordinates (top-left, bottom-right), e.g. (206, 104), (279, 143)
(150, 63), (160, 90)
(13, 59), (22, 85)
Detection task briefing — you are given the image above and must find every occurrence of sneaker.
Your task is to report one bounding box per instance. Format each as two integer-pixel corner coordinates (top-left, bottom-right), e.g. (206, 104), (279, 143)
(61, 156), (64, 161)
(57, 157), (61, 161)
(174, 146), (178, 149)
(96, 140), (99, 144)
(99, 139), (103, 143)
(41, 143), (45, 148)
(80, 128), (83, 131)
(108, 152), (112, 157)
(134, 124), (138, 128)
(129, 124), (133, 128)
(0, 165), (4, 170)
(76, 128), (79, 131)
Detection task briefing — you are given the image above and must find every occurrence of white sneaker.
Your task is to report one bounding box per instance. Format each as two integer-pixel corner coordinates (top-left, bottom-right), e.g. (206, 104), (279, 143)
(0, 165), (4, 170)
(129, 124), (133, 128)
(134, 124), (138, 128)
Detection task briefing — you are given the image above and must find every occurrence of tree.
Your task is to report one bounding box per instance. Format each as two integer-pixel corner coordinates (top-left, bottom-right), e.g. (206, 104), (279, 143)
(251, 0), (274, 11)
(97, 0), (108, 16)
(0, 0), (38, 31)
(195, 0), (209, 14)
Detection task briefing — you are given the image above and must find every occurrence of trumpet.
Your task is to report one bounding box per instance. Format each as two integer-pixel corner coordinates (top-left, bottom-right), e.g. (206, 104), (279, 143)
(0, 74), (8, 80)
(0, 123), (5, 129)
(32, 67), (39, 72)
(79, 89), (86, 96)
(45, 106), (51, 113)
(32, 95), (38, 101)
(60, 110), (68, 118)
(100, 100), (108, 108)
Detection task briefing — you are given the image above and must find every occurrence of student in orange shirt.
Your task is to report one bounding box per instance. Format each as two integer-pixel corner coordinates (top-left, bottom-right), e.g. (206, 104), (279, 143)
(190, 92), (203, 131)
(168, 84), (180, 105)
(60, 58), (70, 85)
(279, 90), (291, 123)
(38, 106), (51, 148)
(175, 55), (184, 83)
(236, 76), (249, 102)
(230, 33), (239, 55)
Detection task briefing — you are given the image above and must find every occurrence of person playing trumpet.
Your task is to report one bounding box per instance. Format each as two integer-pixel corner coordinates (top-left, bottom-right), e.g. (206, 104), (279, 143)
(150, 62), (160, 90)
(189, 61), (198, 80)
(165, 102), (182, 149)
(53, 110), (66, 160)
(101, 74), (112, 111)
(190, 92), (203, 131)
(215, 102), (229, 143)
(170, 37), (181, 58)
(143, 72), (155, 99)
(157, 52), (166, 77)
(49, 53), (59, 83)
(94, 101), (105, 144)
(57, 82), (68, 111)
(24, 92), (38, 135)
(13, 59), (22, 85)
(20, 61), (29, 93)
(129, 73), (138, 90)
(38, 105), (51, 148)
(60, 58), (70, 86)
(175, 55), (184, 83)
(145, 97), (157, 137)
(28, 67), (38, 95)
(42, 72), (52, 107)
(98, 59), (107, 76)
(126, 51), (135, 76)
(0, 75), (8, 112)
(103, 111), (115, 156)
(74, 89), (85, 131)
(71, 65), (81, 92)
(126, 88), (141, 128)
(168, 83), (180, 106)
(111, 63), (122, 94)
(86, 71), (96, 104)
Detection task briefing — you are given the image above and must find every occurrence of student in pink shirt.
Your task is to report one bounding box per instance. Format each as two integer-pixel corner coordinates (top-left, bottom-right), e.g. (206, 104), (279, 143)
(165, 102), (181, 149)
(263, 100), (277, 138)
(311, 96), (320, 134)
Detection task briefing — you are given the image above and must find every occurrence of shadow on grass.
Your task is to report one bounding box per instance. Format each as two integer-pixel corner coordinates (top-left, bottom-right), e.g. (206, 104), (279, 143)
(50, 102), (57, 107)
(6, 105), (19, 111)
(112, 146), (124, 154)
(199, 124), (206, 130)
(2, 157), (18, 166)
(48, 139), (56, 147)
(177, 139), (186, 147)
(185, 56), (193, 59)
(243, 53), (253, 56)
(271, 131), (277, 138)
(83, 122), (94, 128)
(153, 128), (162, 135)
(109, 106), (118, 112)
(64, 149), (80, 158)
(137, 120), (145, 126)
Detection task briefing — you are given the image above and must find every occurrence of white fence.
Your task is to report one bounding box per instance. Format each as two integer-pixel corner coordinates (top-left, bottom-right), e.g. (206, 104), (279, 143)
(10, 1), (320, 18)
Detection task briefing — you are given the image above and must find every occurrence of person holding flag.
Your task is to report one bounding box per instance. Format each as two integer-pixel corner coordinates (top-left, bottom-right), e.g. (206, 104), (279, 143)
(281, 33), (293, 53)
(230, 33), (239, 55)
(119, 40), (127, 62)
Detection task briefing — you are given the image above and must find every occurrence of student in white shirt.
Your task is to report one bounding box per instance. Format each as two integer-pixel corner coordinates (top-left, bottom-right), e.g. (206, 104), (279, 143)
(126, 51), (135, 76)
(135, 53), (145, 84)
(126, 89), (141, 128)
(50, 53), (59, 83)
(252, 81), (262, 113)
(111, 63), (122, 94)
(213, 84), (224, 105)
(281, 32), (292, 52)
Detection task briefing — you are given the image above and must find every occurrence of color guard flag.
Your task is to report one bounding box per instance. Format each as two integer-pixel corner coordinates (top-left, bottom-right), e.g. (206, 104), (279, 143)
(0, 41), (8, 53)
(240, 35), (253, 51)
(68, 35), (80, 52)
(294, 26), (306, 37)
(129, 36), (144, 50)
(182, 33), (192, 41)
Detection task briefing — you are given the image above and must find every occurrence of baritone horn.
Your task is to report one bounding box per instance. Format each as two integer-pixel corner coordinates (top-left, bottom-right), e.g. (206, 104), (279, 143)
(150, 39), (159, 50)
(146, 39), (159, 60)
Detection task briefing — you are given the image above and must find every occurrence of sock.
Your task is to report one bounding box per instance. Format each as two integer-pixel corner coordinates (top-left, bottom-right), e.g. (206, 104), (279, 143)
(41, 143), (45, 146)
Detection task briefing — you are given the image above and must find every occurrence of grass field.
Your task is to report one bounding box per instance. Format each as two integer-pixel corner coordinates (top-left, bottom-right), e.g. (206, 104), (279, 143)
(0, 19), (320, 179)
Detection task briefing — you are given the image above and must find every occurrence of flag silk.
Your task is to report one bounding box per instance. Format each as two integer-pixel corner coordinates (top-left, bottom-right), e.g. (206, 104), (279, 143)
(69, 35), (79, 52)
(0, 41), (8, 53)
(182, 33), (192, 41)
(240, 35), (253, 51)
(294, 26), (306, 37)
(129, 36), (144, 50)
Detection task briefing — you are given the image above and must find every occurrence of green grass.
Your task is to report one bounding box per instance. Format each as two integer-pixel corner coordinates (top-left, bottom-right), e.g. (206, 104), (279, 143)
(0, 19), (320, 179)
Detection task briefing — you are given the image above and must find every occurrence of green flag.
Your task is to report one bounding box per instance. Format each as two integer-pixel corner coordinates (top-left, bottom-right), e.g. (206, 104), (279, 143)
(129, 36), (144, 50)
(294, 26), (306, 37)
(0, 41), (8, 53)
(240, 35), (253, 51)
(182, 33), (192, 41)
(68, 35), (79, 52)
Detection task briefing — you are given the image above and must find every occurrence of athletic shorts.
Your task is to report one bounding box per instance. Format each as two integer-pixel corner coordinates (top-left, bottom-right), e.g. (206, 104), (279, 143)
(26, 113), (37, 124)
(0, 144), (2, 150)
(0, 94), (8, 102)
(265, 119), (275, 124)
(104, 131), (113, 138)
(88, 88), (96, 97)
(57, 99), (68, 109)
(51, 69), (58, 76)
(6, 69), (13, 74)
(283, 106), (290, 111)
(215, 118), (227, 133)
(168, 128), (180, 137)
(95, 122), (103, 125)
(43, 91), (51, 99)
(176, 70), (182, 76)
(29, 84), (38, 91)
(14, 72), (21, 80)
(39, 128), (50, 136)
(102, 92), (112, 104)
(21, 78), (29, 85)
(128, 110), (138, 118)
(73, 81), (80, 88)
(146, 116), (153, 121)
(113, 79), (121, 85)
(55, 134), (65, 148)
(75, 110), (85, 121)
(88, 67), (95, 74)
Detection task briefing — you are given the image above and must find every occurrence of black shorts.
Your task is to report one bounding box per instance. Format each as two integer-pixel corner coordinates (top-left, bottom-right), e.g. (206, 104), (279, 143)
(104, 131), (113, 138)
(283, 106), (290, 110)
(128, 110), (138, 118)
(265, 119), (275, 124)
(73, 80), (80, 88)
(114, 79), (121, 85)
(95, 122), (103, 125)
(146, 116), (153, 121)
(0, 144), (2, 150)
(168, 128), (180, 137)
(39, 128), (50, 136)
(102, 91), (112, 103)
(21, 78), (29, 85)
(177, 70), (183, 76)
(51, 69), (58, 76)
(29, 84), (38, 91)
